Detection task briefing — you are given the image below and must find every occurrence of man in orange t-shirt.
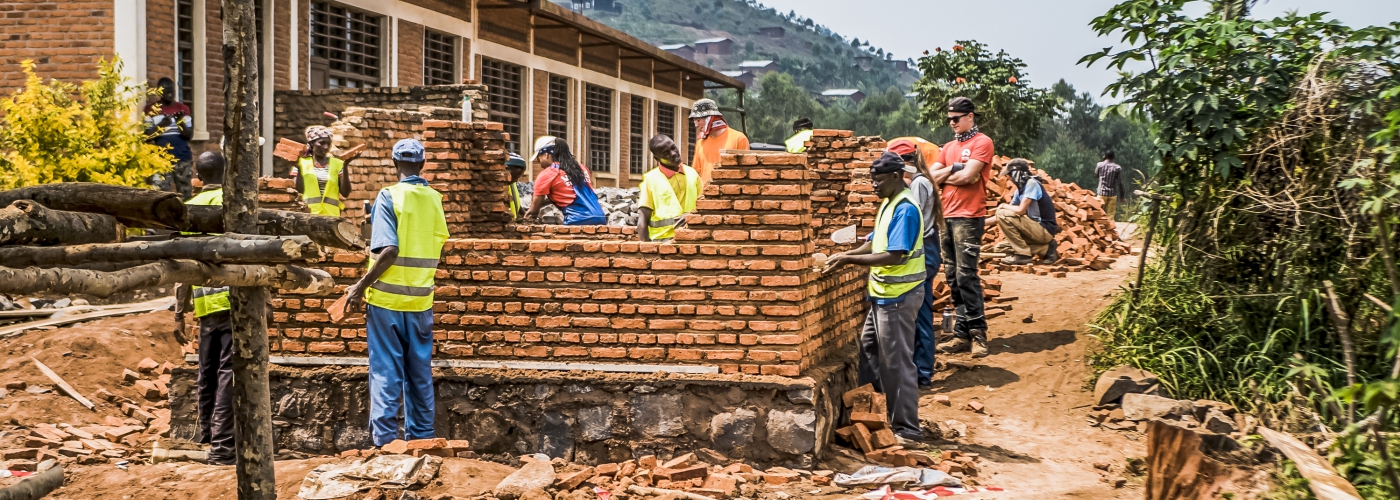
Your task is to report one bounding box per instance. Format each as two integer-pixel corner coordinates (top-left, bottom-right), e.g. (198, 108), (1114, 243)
(689, 99), (749, 184)
(929, 97), (995, 358)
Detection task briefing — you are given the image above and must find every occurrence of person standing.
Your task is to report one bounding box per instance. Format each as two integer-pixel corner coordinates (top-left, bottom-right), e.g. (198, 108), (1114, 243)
(887, 138), (942, 388)
(637, 135), (701, 243)
(506, 153), (528, 220)
(343, 139), (449, 447)
(144, 77), (194, 199)
(295, 125), (351, 216)
(930, 97), (994, 358)
(689, 99), (750, 184)
(994, 159), (1060, 265)
(179, 152), (235, 465)
(785, 117), (814, 154)
(523, 136), (606, 225)
(1096, 151), (1124, 220)
(824, 152), (926, 442)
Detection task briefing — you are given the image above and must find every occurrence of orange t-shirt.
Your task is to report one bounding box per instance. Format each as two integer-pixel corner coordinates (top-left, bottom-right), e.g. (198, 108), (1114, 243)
(691, 127), (750, 184)
(939, 133), (995, 218)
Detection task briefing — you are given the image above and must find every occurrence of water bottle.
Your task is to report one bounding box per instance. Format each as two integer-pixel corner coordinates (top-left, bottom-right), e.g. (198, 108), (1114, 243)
(461, 94), (473, 123)
(941, 306), (954, 333)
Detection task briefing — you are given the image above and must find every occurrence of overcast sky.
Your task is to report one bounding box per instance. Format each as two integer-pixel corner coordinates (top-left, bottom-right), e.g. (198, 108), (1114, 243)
(754, 0), (1400, 101)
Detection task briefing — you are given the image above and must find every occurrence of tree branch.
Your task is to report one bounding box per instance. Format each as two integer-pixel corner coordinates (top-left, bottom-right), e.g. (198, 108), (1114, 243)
(0, 260), (334, 297)
(0, 236), (322, 267)
(0, 200), (120, 246)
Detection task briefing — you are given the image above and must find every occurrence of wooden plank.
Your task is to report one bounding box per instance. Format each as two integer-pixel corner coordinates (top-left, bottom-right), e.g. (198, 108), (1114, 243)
(0, 297), (175, 339)
(30, 356), (94, 410)
(1258, 427), (1362, 500)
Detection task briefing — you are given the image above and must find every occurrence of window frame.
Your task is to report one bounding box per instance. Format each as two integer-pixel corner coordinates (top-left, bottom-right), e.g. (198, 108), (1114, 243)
(585, 84), (613, 174)
(628, 95), (645, 175)
(547, 75), (569, 141)
(481, 57), (524, 153)
(310, 1), (384, 89)
(422, 29), (457, 86)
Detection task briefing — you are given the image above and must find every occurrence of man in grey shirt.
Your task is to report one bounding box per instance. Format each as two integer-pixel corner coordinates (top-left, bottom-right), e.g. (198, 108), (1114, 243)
(889, 138), (943, 388)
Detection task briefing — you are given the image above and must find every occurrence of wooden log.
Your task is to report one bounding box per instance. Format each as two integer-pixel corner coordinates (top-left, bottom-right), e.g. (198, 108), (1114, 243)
(185, 206), (363, 249)
(0, 236), (321, 267)
(0, 200), (120, 246)
(0, 182), (187, 229)
(0, 260), (334, 297)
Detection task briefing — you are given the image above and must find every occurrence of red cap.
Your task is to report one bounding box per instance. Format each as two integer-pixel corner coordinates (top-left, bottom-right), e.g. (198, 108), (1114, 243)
(887, 139), (918, 157)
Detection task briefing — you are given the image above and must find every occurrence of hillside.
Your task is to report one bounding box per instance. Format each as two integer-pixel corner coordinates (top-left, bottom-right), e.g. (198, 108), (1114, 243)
(554, 0), (917, 93)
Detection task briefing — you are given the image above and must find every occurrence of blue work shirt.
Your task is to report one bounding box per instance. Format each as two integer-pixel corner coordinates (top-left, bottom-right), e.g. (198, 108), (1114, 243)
(865, 199), (923, 305)
(369, 175), (429, 253)
(1011, 177), (1060, 233)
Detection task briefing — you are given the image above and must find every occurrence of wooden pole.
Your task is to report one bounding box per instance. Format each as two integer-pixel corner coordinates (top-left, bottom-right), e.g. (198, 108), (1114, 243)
(1131, 190), (1171, 304)
(221, 0), (275, 496)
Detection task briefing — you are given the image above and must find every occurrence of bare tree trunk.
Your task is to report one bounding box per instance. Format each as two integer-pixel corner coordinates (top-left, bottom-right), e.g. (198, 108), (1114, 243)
(0, 182), (188, 229)
(222, 0), (276, 496)
(0, 260), (334, 297)
(0, 200), (121, 246)
(0, 236), (321, 267)
(184, 206), (364, 249)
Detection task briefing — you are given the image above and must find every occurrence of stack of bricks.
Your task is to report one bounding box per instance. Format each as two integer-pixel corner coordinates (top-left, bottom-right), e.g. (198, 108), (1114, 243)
(803, 130), (885, 251)
(506, 224), (636, 240)
(267, 150), (866, 377)
(328, 107), (431, 224)
(419, 119), (512, 238)
(257, 177), (307, 212)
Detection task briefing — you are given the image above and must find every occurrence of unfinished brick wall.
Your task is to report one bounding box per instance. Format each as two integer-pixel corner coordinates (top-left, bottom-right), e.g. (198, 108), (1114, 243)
(0, 0), (114, 93)
(804, 130), (885, 250)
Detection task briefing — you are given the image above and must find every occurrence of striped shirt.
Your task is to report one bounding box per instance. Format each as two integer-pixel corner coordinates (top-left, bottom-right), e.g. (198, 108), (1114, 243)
(1096, 161), (1124, 197)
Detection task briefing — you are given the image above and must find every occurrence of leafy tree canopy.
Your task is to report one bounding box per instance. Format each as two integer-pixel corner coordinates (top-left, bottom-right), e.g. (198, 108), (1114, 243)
(912, 40), (1061, 158)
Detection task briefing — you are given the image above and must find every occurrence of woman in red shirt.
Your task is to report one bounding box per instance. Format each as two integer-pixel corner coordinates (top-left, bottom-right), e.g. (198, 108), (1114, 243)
(522, 136), (606, 225)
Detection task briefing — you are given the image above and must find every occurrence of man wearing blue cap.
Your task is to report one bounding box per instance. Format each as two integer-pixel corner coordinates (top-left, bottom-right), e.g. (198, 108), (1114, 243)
(343, 138), (449, 447)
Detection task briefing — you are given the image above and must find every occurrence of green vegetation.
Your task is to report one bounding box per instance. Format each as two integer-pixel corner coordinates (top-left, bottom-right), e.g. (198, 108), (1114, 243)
(911, 40), (1059, 158)
(1033, 80), (1155, 193)
(0, 58), (171, 189)
(714, 73), (929, 145)
(1082, 0), (1400, 496)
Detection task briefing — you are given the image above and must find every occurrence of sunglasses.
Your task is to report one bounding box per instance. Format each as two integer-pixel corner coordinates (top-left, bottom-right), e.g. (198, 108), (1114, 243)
(947, 113), (971, 124)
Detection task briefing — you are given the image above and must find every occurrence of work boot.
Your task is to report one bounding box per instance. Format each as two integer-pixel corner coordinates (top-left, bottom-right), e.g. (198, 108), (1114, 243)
(1041, 241), (1060, 264)
(1001, 254), (1033, 265)
(970, 329), (989, 358)
(936, 337), (971, 354)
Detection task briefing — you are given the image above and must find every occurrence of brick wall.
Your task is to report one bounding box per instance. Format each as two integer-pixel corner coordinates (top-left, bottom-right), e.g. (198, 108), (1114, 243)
(396, 19), (424, 88)
(531, 69), (549, 145)
(804, 130), (884, 250)
(0, 0), (115, 92)
(203, 0), (225, 147)
(146, 0), (175, 88)
(274, 0), (292, 91)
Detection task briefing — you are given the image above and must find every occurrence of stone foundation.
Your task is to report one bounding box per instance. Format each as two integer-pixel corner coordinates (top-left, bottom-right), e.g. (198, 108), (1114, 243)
(169, 351), (857, 468)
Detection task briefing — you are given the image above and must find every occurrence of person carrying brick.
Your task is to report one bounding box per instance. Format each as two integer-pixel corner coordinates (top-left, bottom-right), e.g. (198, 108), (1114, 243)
(637, 134), (701, 243)
(823, 152), (926, 442)
(523, 136), (607, 225)
(295, 125), (351, 216)
(506, 153), (528, 219)
(343, 138), (450, 448)
(689, 99), (750, 185)
(177, 152), (236, 466)
(930, 97), (993, 358)
(785, 117), (814, 154)
(887, 138), (943, 389)
(144, 77), (194, 199)
(994, 158), (1061, 265)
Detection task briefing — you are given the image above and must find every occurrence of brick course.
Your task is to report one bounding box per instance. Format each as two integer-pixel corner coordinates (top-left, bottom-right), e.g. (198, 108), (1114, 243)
(0, 1), (115, 92)
(396, 19), (424, 88)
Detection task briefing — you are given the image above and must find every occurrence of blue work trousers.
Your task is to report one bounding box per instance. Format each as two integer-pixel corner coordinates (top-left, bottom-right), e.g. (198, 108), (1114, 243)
(913, 234), (942, 385)
(367, 304), (436, 446)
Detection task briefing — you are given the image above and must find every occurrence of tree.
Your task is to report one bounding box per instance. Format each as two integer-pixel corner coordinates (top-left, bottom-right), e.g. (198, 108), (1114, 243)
(1031, 80), (1155, 193)
(911, 40), (1061, 158)
(0, 58), (173, 190)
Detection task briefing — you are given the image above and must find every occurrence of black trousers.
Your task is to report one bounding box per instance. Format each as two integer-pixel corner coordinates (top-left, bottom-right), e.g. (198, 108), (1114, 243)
(940, 217), (987, 338)
(196, 311), (235, 462)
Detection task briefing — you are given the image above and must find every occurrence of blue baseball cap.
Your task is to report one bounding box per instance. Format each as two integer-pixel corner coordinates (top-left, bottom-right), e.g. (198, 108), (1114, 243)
(392, 139), (425, 162)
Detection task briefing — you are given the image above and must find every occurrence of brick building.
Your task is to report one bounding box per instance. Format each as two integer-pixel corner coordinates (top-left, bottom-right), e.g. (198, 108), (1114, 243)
(0, 0), (741, 187)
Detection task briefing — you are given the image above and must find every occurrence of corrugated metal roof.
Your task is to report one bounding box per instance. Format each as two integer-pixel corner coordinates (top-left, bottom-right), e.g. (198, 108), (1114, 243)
(822, 89), (863, 96)
(694, 37), (731, 44)
(738, 60), (775, 68)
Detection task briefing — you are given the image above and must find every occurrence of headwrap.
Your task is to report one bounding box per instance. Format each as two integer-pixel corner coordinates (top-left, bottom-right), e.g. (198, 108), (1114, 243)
(697, 116), (729, 140)
(305, 125), (333, 143)
(870, 152), (910, 175)
(1005, 158), (1035, 190)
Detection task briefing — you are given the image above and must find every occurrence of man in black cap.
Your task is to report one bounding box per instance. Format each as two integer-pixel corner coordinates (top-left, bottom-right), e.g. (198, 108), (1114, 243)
(824, 152), (926, 442)
(929, 96), (995, 358)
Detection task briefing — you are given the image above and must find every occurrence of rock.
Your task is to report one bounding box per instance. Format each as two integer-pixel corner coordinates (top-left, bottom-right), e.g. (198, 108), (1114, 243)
(1094, 365), (1160, 406)
(134, 380), (162, 400)
(4, 380), (25, 390)
(493, 453), (556, 500)
(933, 395), (951, 406)
(765, 410), (816, 455)
(1192, 400), (1236, 422)
(122, 369), (141, 383)
(943, 420), (967, 438)
(1202, 409), (1236, 434)
(1121, 394), (1195, 421)
(382, 439), (409, 454)
(631, 394), (685, 438)
(518, 488), (551, 500)
(537, 412), (574, 460)
(786, 387), (814, 404)
(136, 357), (160, 374)
(694, 448), (729, 465)
(710, 408), (756, 451)
(578, 406), (613, 442)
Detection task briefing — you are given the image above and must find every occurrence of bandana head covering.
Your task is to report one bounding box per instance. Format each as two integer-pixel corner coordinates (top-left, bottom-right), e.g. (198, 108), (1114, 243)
(1005, 158), (1034, 190)
(305, 125), (333, 143)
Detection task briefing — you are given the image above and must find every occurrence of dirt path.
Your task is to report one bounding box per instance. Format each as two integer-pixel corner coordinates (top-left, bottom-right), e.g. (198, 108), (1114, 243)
(918, 259), (1145, 498)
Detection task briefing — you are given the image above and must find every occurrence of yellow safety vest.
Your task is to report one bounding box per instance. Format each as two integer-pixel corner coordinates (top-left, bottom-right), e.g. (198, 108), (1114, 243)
(298, 156), (346, 216)
(785, 129), (813, 154)
(508, 182), (523, 219)
(642, 165), (700, 241)
(186, 188), (231, 317)
(868, 189), (926, 298)
(364, 182), (449, 312)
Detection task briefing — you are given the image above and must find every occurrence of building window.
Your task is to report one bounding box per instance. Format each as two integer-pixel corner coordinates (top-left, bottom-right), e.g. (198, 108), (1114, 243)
(656, 103), (676, 142)
(628, 96), (645, 174)
(686, 108), (697, 162)
(310, 2), (382, 89)
(481, 58), (523, 153)
(547, 75), (569, 140)
(176, 0), (195, 107)
(585, 84), (612, 173)
(423, 30), (455, 85)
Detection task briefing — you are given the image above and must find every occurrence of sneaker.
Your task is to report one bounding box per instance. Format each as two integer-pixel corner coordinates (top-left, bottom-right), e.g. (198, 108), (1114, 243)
(1001, 254), (1033, 265)
(896, 433), (930, 450)
(936, 337), (971, 354)
(1041, 242), (1060, 264)
(918, 380), (934, 390)
(970, 329), (989, 358)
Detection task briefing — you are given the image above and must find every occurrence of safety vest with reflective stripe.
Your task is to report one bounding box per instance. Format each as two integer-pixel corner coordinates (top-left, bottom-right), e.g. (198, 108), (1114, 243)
(508, 181), (523, 219)
(785, 129), (813, 154)
(186, 188), (231, 317)
(868, 189), (926, 299)
(642, 165), (700, 241)
(298, 156), (345, 216)
(364, 182), (449, 312)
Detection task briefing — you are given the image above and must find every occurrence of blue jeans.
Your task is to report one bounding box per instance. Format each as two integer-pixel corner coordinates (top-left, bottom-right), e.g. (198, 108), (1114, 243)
(913, 235), (942, 385)
(367, 304), (436, 446)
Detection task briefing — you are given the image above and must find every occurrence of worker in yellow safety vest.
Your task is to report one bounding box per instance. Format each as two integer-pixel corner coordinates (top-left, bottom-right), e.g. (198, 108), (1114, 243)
(784, 117), (814, 154)
(689, 98), (749, 185)
(506, 153), (528, 219)
(295, 125), (351, 216)
(823, 151), (926, 445)
(343, 138), (449, 448)
(176, 151), (236, 466)
(637, 134), (701, 242)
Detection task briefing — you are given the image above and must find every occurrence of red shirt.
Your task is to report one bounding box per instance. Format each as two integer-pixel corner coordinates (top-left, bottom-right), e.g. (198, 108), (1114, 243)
(533, 164), (594, 208)
(939, 133), (995, 218)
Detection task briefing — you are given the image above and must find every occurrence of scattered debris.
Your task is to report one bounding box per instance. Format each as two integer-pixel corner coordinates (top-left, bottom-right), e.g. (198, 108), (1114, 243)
(29, 356), (94, 410)
(1093, 365), (1160, 406)
(298, 454), (443, 499)
(833, 466), (961, 488)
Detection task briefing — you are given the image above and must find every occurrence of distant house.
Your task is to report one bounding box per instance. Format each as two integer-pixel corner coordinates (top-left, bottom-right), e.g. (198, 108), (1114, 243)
(854, 55), (872, 71)
(904, 92), (919, 100)
(738, 60), (779, 76)
(894, 60), (910, 72)
(759, 26), (785, 38)
(822, 89), (866, 103)
(694, 37), (734, 56)
(722, 70), (755, 87)
(660, 44), (695, 61)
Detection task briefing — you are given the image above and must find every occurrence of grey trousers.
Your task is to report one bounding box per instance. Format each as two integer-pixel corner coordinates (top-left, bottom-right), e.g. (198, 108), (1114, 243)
(857, 283), (924, 436)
